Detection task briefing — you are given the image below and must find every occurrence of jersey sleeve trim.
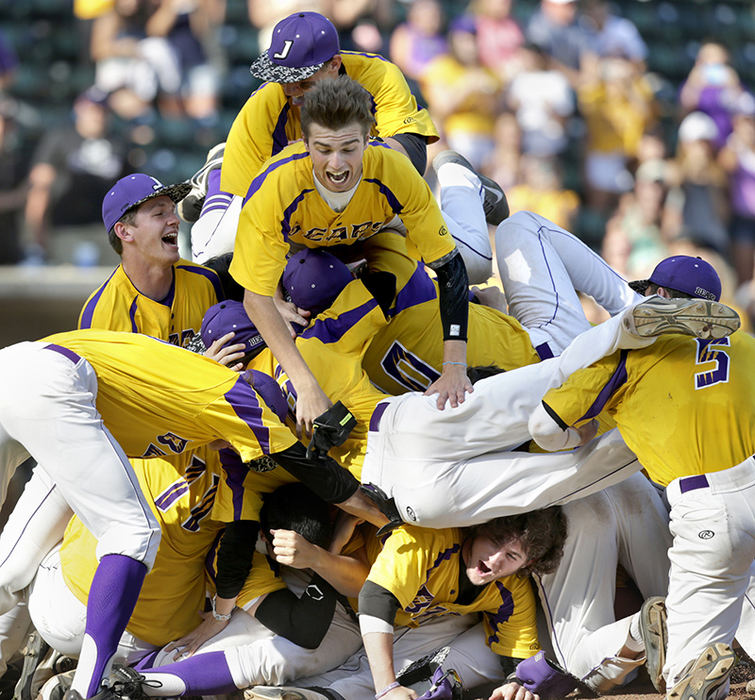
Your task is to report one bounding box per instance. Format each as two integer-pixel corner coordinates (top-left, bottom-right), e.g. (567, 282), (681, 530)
(541, 401), (569, 431)
(243, 151), (311, 207)
(177, 264), (225, 302)
(364, 177), (404, 214)
(578, 349), (629, 422)
(300, 297), (379, 344)
(223, 376), (271, 454)
(389, 263), (438, 317)
(78, 267), (120, 328)
(218, 448), (248, 521)
(271, 102), (292, 158)
(128, 296), (139, 333)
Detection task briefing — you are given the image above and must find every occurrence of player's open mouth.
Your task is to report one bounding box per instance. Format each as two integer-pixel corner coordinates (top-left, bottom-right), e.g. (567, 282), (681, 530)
(327, 170), (349, 185)
(477, 560), (491, 575)
(162, 232), (178, 246)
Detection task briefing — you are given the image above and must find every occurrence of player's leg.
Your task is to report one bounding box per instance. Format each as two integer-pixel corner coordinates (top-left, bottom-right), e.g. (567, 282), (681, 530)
(735, 577), (755, 661)
(0, 469), (71, 615)
(0, 598), (32, 678)
(662, 462), (755, 690)
(190, 193), (242, 264)
(1, 346), (161, 697)
(495, 211), (638, 353)
(432, 151), (497, 284)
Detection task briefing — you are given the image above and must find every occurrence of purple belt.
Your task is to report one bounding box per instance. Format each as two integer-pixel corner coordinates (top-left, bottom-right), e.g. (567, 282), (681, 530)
(44, 344), (82, 364)
(370, 401), (389, 432)
(535, 342), (554, 361)
(679, 474), (709, 493)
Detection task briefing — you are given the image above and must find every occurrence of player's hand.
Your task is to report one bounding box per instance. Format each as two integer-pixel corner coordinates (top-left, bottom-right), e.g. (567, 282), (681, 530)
(203, 331), (246, 371)
(489, 682), (540, 700)
(295, 383), (332, 438)
(273, 296), (310, 338)
(471, 285), (507, 312)
(163, 613), (231, 660)
(425, 363), (473, 410)
(377, 686), (417, 700)
(270, 528), (321, 569)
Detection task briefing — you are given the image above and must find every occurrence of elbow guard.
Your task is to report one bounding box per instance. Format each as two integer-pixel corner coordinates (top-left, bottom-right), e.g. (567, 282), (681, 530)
(429, 251), (469, 342)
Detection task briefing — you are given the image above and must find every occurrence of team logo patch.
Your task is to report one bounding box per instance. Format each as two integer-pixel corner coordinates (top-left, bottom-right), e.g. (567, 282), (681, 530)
(438, 225), (449, 236)
(306, 584), (324, 601)
(698, 530), (715, 540)
(405, 505), (417, 521)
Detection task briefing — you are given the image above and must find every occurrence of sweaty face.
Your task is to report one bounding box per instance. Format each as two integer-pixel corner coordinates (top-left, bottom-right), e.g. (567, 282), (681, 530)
(305, 121), (368, 193)
(125, 195), (181, 265)
(462, 534), (528, 586)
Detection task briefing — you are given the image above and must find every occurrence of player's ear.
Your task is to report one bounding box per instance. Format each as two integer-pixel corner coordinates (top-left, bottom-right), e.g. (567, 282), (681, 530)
(113, 220), (132, 243)
(656, 286), (671, 299)
(327, 55), (342, 73)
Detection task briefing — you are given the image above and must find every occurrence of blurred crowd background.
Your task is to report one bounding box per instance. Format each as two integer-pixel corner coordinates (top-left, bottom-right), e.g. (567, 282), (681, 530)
(0, 0), (754, 327)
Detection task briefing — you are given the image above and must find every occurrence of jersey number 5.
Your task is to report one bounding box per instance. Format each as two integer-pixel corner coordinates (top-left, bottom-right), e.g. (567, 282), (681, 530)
(694, 337), (731, 390)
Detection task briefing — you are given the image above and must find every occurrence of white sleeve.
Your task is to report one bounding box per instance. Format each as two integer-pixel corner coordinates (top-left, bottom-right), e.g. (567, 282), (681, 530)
(528, 403), (582, 451)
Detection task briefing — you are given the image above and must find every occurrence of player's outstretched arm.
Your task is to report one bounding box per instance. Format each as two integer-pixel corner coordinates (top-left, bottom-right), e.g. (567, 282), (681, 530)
(243, 289), (331, 436)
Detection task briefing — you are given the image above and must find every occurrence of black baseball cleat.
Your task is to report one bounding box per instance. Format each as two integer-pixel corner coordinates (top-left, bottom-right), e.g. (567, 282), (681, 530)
(177, 142), (225, 223)
(432, 150), (509, 225)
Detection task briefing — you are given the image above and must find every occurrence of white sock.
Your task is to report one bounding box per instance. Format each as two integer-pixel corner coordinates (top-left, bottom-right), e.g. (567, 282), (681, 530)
(625, 612), (644, 652)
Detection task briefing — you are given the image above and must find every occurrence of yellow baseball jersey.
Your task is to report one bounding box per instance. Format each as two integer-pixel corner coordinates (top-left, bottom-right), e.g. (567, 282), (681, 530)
(78, 260), (224, 346)
(41, 330), (297, 461)
(349, 235), (540, 393)
(60, 448), (227, 645)
(222, 51), (439, 197)
(211, 447), (297, 524)
(249, 278), (391, 479)
(541, 333), (755, 487)
(365, 526), (539, 658)
(229, 141), (454, 298)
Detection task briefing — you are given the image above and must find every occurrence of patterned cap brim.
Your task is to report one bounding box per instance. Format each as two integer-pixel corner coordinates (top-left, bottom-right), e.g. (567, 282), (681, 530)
(249, 52), (324, 83)
(117, 182), (192, 228)
(628, 279), (650, 294)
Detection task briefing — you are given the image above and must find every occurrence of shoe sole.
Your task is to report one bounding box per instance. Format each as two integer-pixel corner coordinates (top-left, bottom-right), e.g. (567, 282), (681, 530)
(631, 300), (741, 339)
(640, 596), (667, 693)
(432, 150), (508, 225)
(179, 142), (226, 221)
(14, 632), (50, 700)
(244, 690), (310, 700)
(666, 643), (735, 700)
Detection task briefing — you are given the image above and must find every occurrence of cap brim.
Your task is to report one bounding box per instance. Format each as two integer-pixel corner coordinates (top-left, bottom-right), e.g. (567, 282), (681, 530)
(128, 182), (192, 211)
(249, 52), (324, 83)
(628, 279), (650, 294)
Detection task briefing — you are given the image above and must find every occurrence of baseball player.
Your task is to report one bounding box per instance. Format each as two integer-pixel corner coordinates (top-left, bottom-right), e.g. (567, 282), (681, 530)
(531, 329), (755, 698)
(0, 330), (383, 697)
(79, 174), (225, 348)
(187, 11), (507, 284)
(251, 508), (566, 700)
(229, 76), (473, 433)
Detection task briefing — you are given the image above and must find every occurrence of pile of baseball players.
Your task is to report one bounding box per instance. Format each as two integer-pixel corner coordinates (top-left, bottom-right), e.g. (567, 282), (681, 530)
(0, 11), (753, 700)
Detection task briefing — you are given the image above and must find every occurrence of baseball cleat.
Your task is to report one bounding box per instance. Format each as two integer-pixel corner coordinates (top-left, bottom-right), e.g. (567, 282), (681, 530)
(640, 596), (668, 693)
(40, 671), (75, 700)
(177, 142), (225, 222)
(625, 297), (741, 339)
(666, 643), (735, 700)
(244, 687), (330, 700)
(432, 150), (509, 225)
(14, 629), (50, 700)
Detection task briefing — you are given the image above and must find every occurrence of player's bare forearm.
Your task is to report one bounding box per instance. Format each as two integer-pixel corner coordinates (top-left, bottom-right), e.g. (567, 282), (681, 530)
(425, 339), (472, 409)
(243, 289), (330, 434)
(363, 631), (417, 700)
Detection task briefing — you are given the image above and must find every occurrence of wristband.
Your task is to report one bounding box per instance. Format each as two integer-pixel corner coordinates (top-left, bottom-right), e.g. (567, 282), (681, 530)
(375, 681), (401, 699)
(211, 595), (232, 622)
(442, 361), (466, 367)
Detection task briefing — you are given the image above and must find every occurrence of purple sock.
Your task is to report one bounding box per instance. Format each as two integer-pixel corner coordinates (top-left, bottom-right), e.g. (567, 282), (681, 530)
(142, 651), (237, 695)
(81, 554), (147, 697)
(199, 169), (232, 217)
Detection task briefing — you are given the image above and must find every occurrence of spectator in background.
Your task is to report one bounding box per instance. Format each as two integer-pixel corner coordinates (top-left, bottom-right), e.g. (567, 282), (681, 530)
(507, 154), (579, 230)
(248, 0), (326, 54)
(420, 14), (502, 169)
(526, 0), (585, 87)
(389, 0), (448, 85)
(719, 92), (755, 286)
(23, 88), (126, 266)
(663, 111), (730, 258)
(330, 0), (385, 53)
(679, 41), (751, 151)
(470, 0), (525, 84)
(143, 0), (222, 125)
(506, 42), (574, 158)
(579, 0), (647, 69)
(0, 99), (28, 265)
(483, 111), (522, 192)
(0, 30), (18, 92)
(90, 0), (183, 119)
(578, 52), (657, 215)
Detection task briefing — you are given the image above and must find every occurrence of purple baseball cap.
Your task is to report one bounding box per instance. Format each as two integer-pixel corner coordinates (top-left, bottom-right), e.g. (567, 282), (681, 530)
(200, 301), (267, 363)
(282, 248), (354, 315)
(249, 12), (340, 83)
(629, 255), (721, 301)
(102, 173), (190, 233)
(245, 369), (288, 422)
